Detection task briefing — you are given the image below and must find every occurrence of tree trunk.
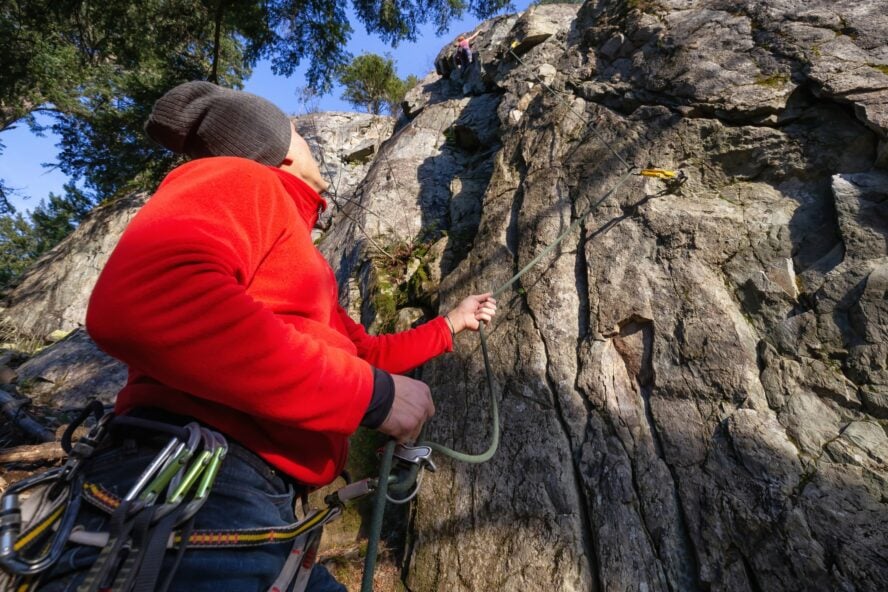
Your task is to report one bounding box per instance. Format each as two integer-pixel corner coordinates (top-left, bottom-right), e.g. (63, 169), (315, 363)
(0, 442), (65, 464)
(209, 0), (226, 84)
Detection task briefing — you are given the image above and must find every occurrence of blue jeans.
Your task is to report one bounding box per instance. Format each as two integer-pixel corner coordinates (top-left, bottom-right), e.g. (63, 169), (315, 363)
(39, 436), (346, 592)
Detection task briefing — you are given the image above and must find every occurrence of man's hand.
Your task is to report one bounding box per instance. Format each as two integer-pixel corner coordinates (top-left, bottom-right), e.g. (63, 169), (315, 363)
(445, 293), (497, 335)
(378, 375), (435, 443)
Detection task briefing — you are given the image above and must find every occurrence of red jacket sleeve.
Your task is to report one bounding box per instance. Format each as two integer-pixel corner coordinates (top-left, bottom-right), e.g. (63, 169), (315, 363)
(336, 307), (453, 375)
(86, 160), (372, 435)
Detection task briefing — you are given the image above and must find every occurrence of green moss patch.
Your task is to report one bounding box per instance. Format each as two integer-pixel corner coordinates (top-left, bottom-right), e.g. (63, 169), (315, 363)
(369, 233), (441, 333)
(754, 73), (789, 88)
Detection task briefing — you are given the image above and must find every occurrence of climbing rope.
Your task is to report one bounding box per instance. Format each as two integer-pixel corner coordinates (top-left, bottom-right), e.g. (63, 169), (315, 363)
(359, 166), (640, 589)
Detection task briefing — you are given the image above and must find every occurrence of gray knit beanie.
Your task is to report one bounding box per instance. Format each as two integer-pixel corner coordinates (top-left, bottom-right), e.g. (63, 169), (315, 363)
(145, 81), (291, 166)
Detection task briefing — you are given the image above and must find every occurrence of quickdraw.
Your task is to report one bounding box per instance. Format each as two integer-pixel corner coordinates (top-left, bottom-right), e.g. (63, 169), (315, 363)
(640, 168), (678, 179)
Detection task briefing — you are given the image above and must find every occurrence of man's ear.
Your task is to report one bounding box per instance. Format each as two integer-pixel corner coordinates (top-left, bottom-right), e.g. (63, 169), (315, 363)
(281, 157), (293, 166)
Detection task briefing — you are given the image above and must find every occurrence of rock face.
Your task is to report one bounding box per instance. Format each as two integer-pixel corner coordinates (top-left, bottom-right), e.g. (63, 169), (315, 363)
(318, 2), (888, 591)
(15, 328), (126, 410)
(2, 2), (887, 591)
(293, 112), (395, 232)
(3, 192), (148, 339)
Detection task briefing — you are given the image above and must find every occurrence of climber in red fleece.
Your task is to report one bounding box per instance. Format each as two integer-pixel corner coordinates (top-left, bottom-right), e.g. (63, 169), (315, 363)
(47, 81), (496, 592)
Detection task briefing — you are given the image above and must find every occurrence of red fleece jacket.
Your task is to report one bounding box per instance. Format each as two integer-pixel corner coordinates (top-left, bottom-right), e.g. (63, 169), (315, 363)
(86, 156), (452, 486)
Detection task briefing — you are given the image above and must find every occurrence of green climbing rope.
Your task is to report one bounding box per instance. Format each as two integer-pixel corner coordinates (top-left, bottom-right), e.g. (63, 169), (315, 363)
(361, 440), (396, 592)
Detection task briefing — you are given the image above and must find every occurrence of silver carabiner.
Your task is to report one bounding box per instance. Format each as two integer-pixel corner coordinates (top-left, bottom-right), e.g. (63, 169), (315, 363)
(0, 467), (84, 576)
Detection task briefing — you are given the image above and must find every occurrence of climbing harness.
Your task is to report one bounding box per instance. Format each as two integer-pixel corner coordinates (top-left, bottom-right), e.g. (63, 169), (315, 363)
(0, 407), (342, 592)
(455, 45), (473, 69)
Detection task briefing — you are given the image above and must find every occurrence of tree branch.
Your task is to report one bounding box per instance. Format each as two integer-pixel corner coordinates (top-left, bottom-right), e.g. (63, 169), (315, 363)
(0, 389), (55, 443)
(0, 442), (65, 464)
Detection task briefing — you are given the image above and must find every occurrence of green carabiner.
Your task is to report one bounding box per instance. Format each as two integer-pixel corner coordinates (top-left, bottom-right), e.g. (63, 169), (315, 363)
(194, 444), (226, 500)
(166, 449), (212, 505)
(139, 447), (193, 505)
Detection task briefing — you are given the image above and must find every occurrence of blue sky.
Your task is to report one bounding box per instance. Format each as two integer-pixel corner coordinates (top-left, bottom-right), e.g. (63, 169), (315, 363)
(0, 2), (530, 214)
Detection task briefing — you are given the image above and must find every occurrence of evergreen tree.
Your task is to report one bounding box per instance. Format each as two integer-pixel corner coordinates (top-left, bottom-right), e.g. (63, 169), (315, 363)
(338, 54), (416, 115)
(0, 183), (95, 291)
(0, 213), (40, 289)
(30, 184), (95, 253)
(391, 74), (421, 115)
(1, 0), (511, 203)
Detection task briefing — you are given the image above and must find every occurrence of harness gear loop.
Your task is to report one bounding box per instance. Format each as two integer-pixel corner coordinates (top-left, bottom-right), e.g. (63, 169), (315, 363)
(74, 420), (217, 592)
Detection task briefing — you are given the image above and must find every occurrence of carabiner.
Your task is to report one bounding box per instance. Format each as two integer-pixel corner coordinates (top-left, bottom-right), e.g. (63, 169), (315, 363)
(178, 429), (228, 523)
(1, 407), (114, 577)
(154, 428), (227, 524)
(0, 469), (83, 576)
(166, 428), (215, 505)
(122, 436), (182, 503)
(138, 422), (202, 506)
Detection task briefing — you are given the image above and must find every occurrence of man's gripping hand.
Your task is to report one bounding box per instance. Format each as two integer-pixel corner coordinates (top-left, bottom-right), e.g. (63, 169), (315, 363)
(378, 375), (435, 443)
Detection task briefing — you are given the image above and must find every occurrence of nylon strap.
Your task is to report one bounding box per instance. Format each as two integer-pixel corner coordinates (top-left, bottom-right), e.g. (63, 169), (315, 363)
(111, 505), (158, 592)
(76, 498), (138, 592)
(79, 482), (340, 549)
(157, 513), (196, 592)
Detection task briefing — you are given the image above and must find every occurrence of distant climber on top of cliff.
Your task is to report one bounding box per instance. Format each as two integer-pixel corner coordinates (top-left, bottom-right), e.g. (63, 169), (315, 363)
(454, 30), (481, 70)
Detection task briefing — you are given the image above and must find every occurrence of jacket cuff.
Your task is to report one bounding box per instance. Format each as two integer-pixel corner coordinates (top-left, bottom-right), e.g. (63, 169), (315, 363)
(434, 315), (454, 352)
(361, 368), (395, 428)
